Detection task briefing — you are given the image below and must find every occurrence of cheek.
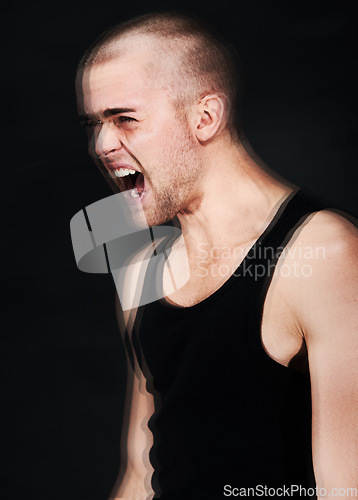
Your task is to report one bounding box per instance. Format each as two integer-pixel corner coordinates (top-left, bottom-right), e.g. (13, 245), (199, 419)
(126, 116), (191, 174)
(128, 126), (173, 166)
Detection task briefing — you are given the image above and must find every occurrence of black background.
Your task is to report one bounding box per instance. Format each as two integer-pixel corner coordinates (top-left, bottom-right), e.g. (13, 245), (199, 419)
(1, 1), (357, 499)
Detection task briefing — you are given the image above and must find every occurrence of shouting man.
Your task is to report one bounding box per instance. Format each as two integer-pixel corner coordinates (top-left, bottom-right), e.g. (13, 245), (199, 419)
(75, 12), (358, 499)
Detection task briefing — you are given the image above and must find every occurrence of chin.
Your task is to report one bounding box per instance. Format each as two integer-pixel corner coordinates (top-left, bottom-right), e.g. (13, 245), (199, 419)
(144, 214), (169, 227)
(144, 206), (177, 227)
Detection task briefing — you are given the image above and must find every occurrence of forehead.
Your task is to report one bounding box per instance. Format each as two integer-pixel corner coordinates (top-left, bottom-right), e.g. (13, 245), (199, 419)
(79, 55), (167, 115)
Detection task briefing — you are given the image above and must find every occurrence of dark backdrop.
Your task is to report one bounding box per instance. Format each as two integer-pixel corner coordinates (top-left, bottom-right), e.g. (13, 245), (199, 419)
(1, 1), (357, 499)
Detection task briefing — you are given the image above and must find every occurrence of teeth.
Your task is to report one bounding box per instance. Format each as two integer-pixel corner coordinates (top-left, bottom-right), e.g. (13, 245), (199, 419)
(130, 189), (140, 198)
(112, 168), (137, 178)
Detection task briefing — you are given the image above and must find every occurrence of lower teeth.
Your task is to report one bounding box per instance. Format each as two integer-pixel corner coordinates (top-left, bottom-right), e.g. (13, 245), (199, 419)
(130, 189), (140, 198)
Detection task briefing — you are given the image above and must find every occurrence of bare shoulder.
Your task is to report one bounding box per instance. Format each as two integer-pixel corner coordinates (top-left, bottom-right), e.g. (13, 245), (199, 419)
(292, 209), (358, 274)
(277, 209), (358, 282)
(282, 208), (358, 339)
(298, 208), (358, 248)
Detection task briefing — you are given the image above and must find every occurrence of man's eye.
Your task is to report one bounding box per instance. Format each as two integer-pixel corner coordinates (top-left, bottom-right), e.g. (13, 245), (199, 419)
(84, 120), (102, 128)
(114, 116), (136, 125)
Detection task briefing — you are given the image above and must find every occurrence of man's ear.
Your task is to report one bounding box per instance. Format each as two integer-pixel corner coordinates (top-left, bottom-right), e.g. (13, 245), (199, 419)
(195, 93), (227, 143)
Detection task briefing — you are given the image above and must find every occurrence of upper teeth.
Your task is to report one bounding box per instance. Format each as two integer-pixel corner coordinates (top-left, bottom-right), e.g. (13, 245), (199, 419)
(113, 168), (136, 178)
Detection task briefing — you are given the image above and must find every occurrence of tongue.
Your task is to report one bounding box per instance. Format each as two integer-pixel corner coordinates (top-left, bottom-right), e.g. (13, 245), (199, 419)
(135, 172), (145, 194)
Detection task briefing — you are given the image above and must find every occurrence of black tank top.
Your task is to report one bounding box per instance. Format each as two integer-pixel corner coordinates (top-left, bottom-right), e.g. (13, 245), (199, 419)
(130, 189), (327, 499)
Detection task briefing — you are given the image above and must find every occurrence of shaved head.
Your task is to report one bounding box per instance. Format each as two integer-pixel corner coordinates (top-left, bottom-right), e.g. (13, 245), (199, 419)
(77, 12), (244, 135)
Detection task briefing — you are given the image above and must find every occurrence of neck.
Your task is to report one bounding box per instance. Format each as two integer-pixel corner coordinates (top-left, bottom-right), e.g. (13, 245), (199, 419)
(176, 137), (294, 254)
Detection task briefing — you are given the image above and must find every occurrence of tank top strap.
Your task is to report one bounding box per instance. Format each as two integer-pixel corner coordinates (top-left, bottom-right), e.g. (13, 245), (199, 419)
(242, 188), (328, 373)
(232, 188), (326, 280)
(259, 188), (326, 252)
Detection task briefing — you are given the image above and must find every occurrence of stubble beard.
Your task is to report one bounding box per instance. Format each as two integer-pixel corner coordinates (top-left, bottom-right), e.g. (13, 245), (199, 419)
(143, 127), (203, 227)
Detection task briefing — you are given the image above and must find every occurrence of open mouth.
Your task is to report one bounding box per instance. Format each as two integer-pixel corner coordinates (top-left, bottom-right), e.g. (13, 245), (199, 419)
(108, 168), (146, 199)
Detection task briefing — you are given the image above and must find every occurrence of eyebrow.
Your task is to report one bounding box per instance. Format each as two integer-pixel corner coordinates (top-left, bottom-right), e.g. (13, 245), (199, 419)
(79, 107), (136, 123)
(103, 107), (136, 118)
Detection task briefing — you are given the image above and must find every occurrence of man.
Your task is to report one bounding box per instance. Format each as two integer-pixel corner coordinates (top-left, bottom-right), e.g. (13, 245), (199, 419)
(75, 12), (358, 499)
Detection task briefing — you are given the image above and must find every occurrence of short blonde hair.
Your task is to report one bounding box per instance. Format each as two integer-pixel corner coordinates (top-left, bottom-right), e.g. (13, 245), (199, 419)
(78, 12), (244, 135)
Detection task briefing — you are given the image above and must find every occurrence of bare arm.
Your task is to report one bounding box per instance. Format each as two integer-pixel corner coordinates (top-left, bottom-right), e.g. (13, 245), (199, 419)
(294, 211), (358, 498)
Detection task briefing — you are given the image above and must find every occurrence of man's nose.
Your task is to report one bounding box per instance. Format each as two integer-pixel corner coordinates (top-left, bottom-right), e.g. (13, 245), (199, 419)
(94, 122), (123, 158)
